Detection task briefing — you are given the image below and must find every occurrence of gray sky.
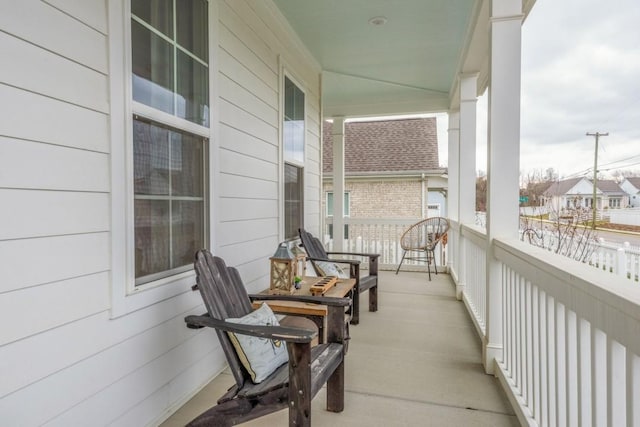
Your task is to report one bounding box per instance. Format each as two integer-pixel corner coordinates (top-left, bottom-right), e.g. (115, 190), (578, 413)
(437, 0), (640, 179)
(519, 0), (640, 179)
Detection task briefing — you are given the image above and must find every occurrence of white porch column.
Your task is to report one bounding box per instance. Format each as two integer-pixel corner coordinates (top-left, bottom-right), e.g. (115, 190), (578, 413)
(457, 75), (478, 300)
(447, 111), (460, 225)
(331, 117), (345, 251)
(459, 74), (478, 226)
(484, 0), (523, 375)
(447, 111), (461, 296)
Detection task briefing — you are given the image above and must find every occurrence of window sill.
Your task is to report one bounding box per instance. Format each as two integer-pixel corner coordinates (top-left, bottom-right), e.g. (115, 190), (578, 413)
(110, 270), (196, 319)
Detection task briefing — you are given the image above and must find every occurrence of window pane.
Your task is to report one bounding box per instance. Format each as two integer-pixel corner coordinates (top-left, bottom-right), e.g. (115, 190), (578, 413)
(284, 77), (304, 163)
(327, 192), (334, 216)
(170, 131), (204, 197)
(132, 0), (173, 38)
(172, 200), (204, 268)
(134, 118), (207, 283)
(132, 20), (174, 115)
(285, 164), (303, 240)
(135, 199), (170, 278)
(176, 50), (209, 127)
(344, 192), (350, 216)
(176, 0), (208, 62)
(133, 119), (171, 195)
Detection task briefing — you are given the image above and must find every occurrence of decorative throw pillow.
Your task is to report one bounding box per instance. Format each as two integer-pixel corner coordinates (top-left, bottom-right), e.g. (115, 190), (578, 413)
(226, 303), (288, 383)
(314, 260), (349, 278)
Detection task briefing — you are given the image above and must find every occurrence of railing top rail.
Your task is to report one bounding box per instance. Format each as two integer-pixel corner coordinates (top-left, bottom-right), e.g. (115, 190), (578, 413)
(494, 236), (640, 353)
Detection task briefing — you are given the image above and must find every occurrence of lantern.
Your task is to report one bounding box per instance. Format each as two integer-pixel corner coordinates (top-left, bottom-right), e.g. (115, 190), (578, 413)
(269, 243), (296, 294)
(291, 245), (307, 280)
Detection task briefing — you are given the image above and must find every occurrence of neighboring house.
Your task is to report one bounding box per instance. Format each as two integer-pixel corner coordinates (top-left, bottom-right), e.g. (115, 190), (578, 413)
(620, 177), (640, 207)
(321, 118), (447, 233)
(543, 177), (627, 212)
(596, 179), (628, 208)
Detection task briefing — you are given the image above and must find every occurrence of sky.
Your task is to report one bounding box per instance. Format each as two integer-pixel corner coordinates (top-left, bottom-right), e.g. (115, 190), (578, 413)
(436, 0), (640, 180)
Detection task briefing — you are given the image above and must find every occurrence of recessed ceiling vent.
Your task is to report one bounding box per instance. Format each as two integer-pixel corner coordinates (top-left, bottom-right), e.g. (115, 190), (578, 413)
(368, 16), (388, 26)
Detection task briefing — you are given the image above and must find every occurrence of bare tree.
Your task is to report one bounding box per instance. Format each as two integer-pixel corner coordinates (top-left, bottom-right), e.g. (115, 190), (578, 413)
(520, 205), (597, 263)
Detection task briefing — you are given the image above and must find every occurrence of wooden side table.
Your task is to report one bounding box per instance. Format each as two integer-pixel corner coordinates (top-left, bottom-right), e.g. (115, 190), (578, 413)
(251, 276), (356, 343)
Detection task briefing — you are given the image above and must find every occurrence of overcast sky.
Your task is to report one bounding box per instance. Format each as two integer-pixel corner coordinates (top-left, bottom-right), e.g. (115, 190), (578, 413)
(437, 0), (640, 179)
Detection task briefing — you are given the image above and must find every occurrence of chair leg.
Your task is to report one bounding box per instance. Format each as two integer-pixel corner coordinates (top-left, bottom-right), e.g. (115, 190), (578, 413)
(350, 289), (360, 325)
(395, 251), (407, 274)
(426, 250), (432, 281)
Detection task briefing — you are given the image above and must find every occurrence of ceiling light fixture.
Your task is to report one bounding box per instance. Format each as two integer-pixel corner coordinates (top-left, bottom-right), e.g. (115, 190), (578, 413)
(368, 16), (388, 26)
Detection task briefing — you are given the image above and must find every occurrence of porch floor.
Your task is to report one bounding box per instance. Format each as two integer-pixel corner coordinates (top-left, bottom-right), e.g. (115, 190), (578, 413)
(160, 271), (517, 426)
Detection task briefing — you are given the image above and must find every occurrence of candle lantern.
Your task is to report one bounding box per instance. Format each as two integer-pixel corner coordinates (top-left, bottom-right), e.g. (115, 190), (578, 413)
(269, 243), (296, 294)
(291, 245), (307, 280)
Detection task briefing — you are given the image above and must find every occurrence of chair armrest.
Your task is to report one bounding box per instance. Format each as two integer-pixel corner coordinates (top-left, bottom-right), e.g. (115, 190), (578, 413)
(306, 256), (361, 266)
(326, 251), (380, 260)
(184, 313), (316, 343)
(249, 294), (352, 307)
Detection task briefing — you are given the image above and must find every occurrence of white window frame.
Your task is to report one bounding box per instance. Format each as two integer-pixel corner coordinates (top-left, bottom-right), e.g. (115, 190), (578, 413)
(108, 0), (216, 317)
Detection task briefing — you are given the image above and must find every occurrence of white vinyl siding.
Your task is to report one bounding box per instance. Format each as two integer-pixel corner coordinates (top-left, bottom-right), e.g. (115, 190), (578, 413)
(0, 0), (322, 425)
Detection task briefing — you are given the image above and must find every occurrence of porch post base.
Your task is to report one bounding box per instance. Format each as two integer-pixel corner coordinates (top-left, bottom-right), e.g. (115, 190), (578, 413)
(482, 341), (503, 375)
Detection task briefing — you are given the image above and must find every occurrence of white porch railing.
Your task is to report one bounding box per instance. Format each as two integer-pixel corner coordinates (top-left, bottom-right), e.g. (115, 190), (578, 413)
(323, 217), (447, 271)
(450, 220), (640, 426)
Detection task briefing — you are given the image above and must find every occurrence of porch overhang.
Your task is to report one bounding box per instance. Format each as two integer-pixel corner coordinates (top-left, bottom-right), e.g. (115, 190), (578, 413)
(273, 0), (537, 117)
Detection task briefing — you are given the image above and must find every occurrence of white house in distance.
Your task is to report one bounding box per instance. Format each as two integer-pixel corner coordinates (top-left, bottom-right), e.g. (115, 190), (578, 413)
(2, 1), (639, 427)
(620, 177), (640, 207)
(542, 177), (628, 212)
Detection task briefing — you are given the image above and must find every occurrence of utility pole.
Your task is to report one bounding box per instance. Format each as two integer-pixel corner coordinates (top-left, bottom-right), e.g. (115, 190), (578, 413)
(586, 132), (609, 229)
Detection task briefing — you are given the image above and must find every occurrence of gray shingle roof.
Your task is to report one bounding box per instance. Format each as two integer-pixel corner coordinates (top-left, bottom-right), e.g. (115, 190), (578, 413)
(625, 177), (640, 189)
(596, 179), (624, 194)
(543, 178), (624, 196)
(543, 177), (584, 196)
(322, 117), (439, 174)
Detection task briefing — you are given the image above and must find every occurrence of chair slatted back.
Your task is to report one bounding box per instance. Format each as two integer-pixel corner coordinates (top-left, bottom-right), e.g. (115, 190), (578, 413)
(194, 250), (253, 388)
(400, 217), (450, 251)
(299, 228), (329, 259)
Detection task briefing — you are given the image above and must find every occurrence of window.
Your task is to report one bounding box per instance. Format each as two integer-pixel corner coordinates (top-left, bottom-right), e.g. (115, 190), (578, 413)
(610, 198), (621, 208)
(283, 76), (305, 239)
(133, 117), (206, 282)
(326, 192), (350, 217)
(284, 164), (303, 240)
(131, 0), (209, 126)
(131, 0), (209, 285)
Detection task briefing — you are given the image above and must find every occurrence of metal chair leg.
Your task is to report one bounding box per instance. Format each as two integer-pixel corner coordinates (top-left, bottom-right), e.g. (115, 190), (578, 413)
(395, 250), (407, 274)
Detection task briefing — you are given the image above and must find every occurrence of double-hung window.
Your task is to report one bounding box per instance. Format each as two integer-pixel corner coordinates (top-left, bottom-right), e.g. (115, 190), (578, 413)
(283, 76), (305, 240)
(131, 0), (209, 286)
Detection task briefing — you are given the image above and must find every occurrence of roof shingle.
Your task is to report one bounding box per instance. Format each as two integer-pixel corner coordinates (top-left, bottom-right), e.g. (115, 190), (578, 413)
(322, 118), (439, 174)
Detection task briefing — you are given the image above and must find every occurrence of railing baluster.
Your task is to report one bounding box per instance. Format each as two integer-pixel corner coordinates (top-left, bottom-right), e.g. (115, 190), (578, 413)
(556, 303), (566, 426)
(566, 310), (578, 425)
(578, 318), (592, 427)
(607, 338), (625, 426)
(591, 328), (606, 426)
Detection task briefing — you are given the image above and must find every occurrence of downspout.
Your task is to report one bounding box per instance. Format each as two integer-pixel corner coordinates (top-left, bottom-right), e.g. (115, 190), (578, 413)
(421, 173), (426, 218)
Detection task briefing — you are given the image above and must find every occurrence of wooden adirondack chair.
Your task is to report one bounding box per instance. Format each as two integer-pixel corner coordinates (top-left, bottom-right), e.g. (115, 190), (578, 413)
(184, 250), (350, 427)
(395, 217), (450, 280)
(298, 228), (379, 325)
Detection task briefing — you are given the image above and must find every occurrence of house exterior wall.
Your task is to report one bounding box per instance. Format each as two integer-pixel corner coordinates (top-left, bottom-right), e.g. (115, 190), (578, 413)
(0, 1), (321, 425)
(323, 179), (446, 219)
(620, 179), (640, 207)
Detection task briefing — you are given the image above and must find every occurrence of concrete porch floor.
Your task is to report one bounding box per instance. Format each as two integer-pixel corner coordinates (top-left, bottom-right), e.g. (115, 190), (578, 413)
(160, 271), (517, 426)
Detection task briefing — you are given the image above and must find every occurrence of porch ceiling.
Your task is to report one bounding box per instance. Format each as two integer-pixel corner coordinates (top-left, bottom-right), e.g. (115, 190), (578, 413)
(272, 0), (483, 117)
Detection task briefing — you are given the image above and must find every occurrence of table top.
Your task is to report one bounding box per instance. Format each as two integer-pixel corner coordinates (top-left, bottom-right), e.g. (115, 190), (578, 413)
(252, 276), (356, 317)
